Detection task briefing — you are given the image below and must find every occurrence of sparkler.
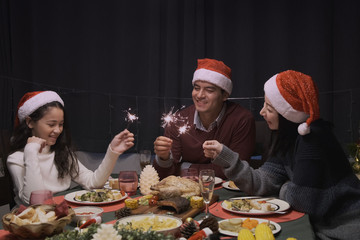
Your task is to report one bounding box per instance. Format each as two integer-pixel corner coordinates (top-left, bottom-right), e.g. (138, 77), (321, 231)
(160, 106), (201, 143)
(178, 123), (191, 135)
(161, 106), (186, 128)
(125, 108), (139, 129)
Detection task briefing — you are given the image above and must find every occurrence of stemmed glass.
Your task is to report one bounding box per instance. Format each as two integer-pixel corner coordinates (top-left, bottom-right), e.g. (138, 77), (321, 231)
(199, 169), (215, 219)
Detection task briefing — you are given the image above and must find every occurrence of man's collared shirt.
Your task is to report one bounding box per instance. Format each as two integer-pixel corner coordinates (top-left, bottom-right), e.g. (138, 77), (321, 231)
(193, 104), (226, 132)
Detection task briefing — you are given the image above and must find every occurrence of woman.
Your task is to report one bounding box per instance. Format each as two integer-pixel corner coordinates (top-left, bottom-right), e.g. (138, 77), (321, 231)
(203, 70), (360, 239)
(7, 91), (135, 206)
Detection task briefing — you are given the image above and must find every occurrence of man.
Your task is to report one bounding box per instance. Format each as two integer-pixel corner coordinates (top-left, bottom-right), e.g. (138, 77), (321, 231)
(153, 58), (255, 179)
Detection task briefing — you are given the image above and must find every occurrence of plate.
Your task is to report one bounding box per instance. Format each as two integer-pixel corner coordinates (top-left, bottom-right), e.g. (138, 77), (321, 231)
(218, 217), (281, 237)
(221, 196), (290, 216)
(215, 177), (223, 185)
(222, 181), (241, 191)
(116, 214), (182, 235)
(64, 190), (127, 205)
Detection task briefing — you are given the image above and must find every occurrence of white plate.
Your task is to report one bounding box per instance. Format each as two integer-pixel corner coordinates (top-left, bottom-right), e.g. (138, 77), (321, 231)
(221, 196), (290, 216)
(116, 214), (182, 234)
(64, 190), (127, 205)
(215, 177), (223, 185)
(222, 181), (241, 191)
(218, 217), (281, 237)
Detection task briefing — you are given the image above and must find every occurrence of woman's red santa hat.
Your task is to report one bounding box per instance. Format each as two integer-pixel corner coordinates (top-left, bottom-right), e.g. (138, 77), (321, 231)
(192, 58), (233, 95)
(264, 70), (320, 135)
(15, 91), (64, 127)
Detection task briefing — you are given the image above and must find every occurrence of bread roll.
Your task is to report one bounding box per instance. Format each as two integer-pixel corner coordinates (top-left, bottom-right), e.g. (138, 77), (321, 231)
(36, 207), (47, 223)
(45, 211), (57, 221)
(17, 207), (35, 219)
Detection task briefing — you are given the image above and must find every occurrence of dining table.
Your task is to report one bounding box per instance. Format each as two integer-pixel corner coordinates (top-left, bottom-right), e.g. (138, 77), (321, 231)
(0, 178), (316, 240)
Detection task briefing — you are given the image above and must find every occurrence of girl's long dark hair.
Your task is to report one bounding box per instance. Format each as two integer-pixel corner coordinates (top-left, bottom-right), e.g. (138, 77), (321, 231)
(264, 114), (299, 159)
(8, 101), (79, 179)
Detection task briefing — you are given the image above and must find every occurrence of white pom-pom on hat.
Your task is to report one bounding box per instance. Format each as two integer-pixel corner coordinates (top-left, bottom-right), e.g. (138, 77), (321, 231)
(298, 122), (311, 135)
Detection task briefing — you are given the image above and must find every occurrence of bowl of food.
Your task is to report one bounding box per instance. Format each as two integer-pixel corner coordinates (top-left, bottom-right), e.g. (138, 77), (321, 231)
(116, 214), (182, 237)
(72, 206), (103, 223)
(2, 204), (74, 239)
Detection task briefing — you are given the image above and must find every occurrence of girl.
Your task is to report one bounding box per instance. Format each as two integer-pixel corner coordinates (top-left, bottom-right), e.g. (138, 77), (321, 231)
(7, 91), (135, 206)
(203, 70), (360, 240)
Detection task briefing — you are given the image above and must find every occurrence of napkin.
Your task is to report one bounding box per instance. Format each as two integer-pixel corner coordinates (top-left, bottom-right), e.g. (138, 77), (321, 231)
(55, 200), (69, 219)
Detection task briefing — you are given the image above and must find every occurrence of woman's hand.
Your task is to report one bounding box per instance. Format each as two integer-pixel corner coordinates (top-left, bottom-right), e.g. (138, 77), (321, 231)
(153, 136), (172, 160)
(203, 140), (223, 159)
(110, 129), (135, 154)
(27, 136), (47, 153)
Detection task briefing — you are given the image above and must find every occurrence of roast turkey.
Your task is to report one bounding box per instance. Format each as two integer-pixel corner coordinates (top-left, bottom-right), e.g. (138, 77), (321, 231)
(150, 175), (201, 199)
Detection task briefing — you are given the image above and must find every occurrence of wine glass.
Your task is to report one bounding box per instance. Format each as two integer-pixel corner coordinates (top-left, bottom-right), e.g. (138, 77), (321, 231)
(181, 168), (199, 182)
(199, 169), (215, 218)
(140, 150), (152, 170)
(30, 190), (54, 205)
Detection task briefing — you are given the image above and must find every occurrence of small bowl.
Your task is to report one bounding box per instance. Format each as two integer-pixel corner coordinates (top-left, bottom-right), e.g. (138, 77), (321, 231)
(72, 206), (103, 223)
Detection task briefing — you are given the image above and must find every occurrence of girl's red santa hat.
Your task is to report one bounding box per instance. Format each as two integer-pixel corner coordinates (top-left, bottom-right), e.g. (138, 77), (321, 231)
(264, 70), (320, 135)
(192, 58), (233, 95)
(15, 91), (64, 127)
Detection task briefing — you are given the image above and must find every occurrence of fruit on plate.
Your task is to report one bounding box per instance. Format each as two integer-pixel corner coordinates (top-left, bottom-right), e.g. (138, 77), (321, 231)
(254, 223), (275, 240)
(139, 165), (160, 195)
(238, 228), (255, 240)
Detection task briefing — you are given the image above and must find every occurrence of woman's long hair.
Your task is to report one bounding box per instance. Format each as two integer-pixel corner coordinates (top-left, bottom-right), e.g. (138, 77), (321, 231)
(8, 101), (79, 179)
(265, 114), (299, 159)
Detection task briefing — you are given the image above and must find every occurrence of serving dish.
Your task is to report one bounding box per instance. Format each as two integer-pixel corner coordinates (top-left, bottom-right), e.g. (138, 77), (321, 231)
(218, 217), (281, 237)
(64, 189), (127, 205)
(116, 214), (182, 236)
(221, 196), (290, 216)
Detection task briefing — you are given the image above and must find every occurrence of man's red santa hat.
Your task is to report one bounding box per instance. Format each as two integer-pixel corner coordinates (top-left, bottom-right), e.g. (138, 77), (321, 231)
(192, 58), (233, 95)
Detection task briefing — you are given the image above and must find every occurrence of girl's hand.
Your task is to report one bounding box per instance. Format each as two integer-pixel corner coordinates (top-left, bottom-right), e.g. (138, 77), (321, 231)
(110, 129), (135, 154)
(27, 136), (47, 153)
(203, 140), (223, 159)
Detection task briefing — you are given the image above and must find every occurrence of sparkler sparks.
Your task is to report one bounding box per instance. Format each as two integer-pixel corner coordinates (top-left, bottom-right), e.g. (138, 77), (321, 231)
(125, 108), (138, 129)
(178, 123), (191, 135)
(161, 106), (186, 128)
(160, 106), (200, 142)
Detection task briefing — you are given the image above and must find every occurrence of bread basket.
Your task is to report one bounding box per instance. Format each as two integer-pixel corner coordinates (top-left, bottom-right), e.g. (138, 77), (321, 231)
(2, 204), (74, 239)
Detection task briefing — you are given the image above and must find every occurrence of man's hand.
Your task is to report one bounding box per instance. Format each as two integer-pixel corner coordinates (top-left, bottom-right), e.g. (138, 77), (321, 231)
(154, 136), (173, 160)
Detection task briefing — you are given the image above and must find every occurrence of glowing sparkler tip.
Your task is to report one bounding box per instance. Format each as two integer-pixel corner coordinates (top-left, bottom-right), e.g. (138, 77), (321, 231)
(124, 108), (139, 123)
(178, 124), (190, 135)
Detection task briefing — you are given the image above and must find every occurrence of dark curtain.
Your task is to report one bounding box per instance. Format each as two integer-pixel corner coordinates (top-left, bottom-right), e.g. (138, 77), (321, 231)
(1, 0), (359, 153)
